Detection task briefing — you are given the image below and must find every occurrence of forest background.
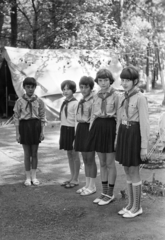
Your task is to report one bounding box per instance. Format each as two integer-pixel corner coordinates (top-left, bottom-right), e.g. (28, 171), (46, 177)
(0, 0), (165, 102)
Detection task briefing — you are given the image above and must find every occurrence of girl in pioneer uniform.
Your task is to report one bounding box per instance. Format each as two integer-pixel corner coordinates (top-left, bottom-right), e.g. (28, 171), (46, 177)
(59, 80), (80, 188)
(75, 76), (97, 196)
(86, 69), (118, 206)
(116, 66), (150, 218)
(14, 77), (46, 186)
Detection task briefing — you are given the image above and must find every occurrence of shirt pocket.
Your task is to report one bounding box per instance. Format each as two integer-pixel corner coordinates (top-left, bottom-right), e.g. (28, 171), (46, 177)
(129, 102), (137, 115)
(83, 103), (91, 116)
(93, 101), (101, 114)
(106, 102), (114, 113)
(33, 101), (39, 115)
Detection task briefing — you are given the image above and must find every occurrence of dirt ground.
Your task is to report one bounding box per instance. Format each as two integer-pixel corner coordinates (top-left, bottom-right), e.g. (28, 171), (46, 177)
(0, 89), (165, 240)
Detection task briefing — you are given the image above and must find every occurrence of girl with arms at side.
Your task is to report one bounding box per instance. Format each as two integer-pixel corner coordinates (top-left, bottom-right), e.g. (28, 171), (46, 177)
(116, 66), (150, 218)
(87, 69), (118, 205)
(59, 80), (80, 188)
(14, 77), (46, 186)
(75, 76), (97, 196)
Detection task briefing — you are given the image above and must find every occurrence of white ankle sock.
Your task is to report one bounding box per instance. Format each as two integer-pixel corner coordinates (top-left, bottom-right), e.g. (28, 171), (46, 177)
(31, 169), (37, 180)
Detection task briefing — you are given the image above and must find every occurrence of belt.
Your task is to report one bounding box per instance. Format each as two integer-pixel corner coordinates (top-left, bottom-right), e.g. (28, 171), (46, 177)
(121, 120), (139, 127)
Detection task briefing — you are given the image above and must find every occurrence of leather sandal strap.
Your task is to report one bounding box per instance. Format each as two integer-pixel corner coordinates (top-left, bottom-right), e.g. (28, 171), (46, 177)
(104, 194), (113, 199)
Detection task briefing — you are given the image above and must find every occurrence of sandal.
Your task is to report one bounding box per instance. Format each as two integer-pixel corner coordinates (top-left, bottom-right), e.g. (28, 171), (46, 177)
(24, 179), (31, 186)
(65, 183), (79, 188)
(76, 186), (87, 194)
(61, 181), (70, 186)
(80, 188), (96, 196)
(32, 179), (40, 186)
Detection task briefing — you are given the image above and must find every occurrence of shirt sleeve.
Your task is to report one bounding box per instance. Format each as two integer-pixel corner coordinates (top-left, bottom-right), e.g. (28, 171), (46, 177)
(74, 101), (78, 128)
(89, 95), (96, 129)
(13, 99), (21, 126)
(116, 92), (122, 136)
(137, 94), (150, 149)
(38, 98), (47, 126)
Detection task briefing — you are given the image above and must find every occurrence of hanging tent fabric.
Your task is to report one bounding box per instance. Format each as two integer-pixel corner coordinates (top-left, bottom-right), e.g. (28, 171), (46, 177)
(1, 47), (122, 121)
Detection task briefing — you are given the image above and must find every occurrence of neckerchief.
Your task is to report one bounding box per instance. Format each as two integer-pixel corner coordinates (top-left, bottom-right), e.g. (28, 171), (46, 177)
(59, 97), (77, 120)
(22, 94), (38, 118)
(120, 88), (139, 118)
(77, 96), (93, 115)
(98, 87), (115, 115)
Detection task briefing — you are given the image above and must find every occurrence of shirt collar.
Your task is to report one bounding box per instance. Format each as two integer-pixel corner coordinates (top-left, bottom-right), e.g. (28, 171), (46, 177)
(24, 94), (36, 100)
(98, 86), (113, 94)
(127, 86), (138, 96)
(65, 96), (75, 102)
(84, 92), (93, 101)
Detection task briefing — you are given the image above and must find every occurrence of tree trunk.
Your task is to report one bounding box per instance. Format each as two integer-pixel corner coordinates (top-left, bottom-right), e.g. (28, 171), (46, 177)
(157, 44), (165, 105)
(0, 0), (4, 35)
(32, 0), (38, 49)
(151, 68), (156, 89)
(160, 70), (165, 105)
(146, 44), (150, 92)
(10, 0), (17, 47)
(111, 0), (122, 28)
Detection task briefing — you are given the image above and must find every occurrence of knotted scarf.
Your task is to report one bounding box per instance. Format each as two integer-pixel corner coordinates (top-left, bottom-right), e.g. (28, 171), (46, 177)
(59, 97), (77, 120)
(98, 88), (115, 115)
(77, 96), (93, 116)
(120, 88), (139, 118)
(22, 94), (38, 118)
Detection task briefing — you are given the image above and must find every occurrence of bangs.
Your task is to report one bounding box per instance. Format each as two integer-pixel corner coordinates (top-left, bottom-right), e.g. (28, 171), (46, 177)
(23, 77), (37, 87)
(95, 69), (115, 84)
(120, 66), (139, 81)
(79, 76), (94, 90)
(96, 69), (111, 79)
(61, 80), (76, 93)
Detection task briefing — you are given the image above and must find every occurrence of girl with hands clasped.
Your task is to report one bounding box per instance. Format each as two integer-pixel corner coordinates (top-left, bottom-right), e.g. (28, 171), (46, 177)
(116, 66), (150, 218)
(14, 77), (46, 186)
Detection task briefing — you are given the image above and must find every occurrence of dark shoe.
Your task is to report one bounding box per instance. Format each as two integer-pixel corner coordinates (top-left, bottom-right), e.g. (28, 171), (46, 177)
(65, 183), (79, 188)
(61, 181), (70, 186)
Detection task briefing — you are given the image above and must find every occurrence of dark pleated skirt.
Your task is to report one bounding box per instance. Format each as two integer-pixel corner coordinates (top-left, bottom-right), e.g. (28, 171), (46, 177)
(59, 125), (75, 151)
(86, 117), (116, 153)
(19, 119), (41, 145)
(74, 122), (90, 152)
(116, 123), (143, 167)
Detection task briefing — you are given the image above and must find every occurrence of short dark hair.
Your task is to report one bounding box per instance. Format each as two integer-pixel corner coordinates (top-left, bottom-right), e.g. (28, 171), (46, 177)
(120, 66), (139, 85)
(79, 76), (94, 90)
(61, 80), (76, 93)
(95, 68), (115, 85)
(23, 77), (37, 88)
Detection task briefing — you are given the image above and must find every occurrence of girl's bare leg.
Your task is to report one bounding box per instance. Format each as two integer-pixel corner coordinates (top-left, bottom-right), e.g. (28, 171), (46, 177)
(67, 150), (74, 182)
(97, 152), (108, 195)
(106, 152), (116, 185)
(31, 144), (39, 181)
(72, 150), (80, 184)
(22, 144), (31, 181)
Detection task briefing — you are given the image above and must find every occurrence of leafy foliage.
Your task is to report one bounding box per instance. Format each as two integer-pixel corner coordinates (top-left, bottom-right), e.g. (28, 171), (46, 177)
(0, 0), (165, 71)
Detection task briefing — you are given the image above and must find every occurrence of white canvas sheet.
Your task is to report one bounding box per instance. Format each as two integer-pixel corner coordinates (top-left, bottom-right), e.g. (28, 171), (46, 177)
(2, 47), (122, 120)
